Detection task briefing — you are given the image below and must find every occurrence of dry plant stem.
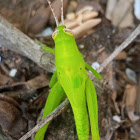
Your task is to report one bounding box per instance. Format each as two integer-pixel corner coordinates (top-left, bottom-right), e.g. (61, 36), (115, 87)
(19, 24), (140, 140)
(0, 15), (55, 72)
(19, 98), (69, 140)
(96, 24), (140, 74)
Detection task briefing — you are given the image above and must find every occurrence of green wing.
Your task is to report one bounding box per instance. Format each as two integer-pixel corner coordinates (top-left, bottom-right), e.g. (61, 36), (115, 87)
(35, 82), (65, 140)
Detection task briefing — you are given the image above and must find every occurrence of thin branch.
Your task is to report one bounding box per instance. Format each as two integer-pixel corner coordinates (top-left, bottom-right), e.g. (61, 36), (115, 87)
(19, 24), (140, 140)
(96, 24), (140, 74)
(19, 98), (69, 140)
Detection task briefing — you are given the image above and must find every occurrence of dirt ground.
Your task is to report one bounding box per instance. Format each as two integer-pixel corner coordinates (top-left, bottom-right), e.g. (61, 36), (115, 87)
(0, 0), (140, 140)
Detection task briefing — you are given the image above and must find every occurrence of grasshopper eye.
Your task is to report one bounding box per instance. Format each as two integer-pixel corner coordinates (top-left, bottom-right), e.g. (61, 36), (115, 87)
(52, 30), (59, 39)
(63, 29), (74, 36)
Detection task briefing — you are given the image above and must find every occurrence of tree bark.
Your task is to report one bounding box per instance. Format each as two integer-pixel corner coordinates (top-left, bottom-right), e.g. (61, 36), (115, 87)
(0, 15), (55, 72)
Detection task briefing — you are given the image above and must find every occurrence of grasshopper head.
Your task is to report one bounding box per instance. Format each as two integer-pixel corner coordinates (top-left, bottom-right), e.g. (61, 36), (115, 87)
(52, 26), (74, 41)
(46, 0), (74, 42)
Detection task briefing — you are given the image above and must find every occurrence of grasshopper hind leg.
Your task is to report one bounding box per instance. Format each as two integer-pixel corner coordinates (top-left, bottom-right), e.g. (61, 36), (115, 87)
(35, 81), (65, 140)
(86, 78), (100, 140)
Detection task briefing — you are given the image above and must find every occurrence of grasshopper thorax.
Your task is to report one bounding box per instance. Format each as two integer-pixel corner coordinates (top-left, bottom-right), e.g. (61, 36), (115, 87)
(57, 26), (66, 31)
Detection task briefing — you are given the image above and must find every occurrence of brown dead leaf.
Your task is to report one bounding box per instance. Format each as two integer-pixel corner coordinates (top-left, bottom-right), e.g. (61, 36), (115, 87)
(125, 85), (137, 111)
(0, 74), (14, 85)
(0, 74), (49, 100)
(112, 91), (120, 114)
(82, 11), (98, 22)
(115, 51), (127, 60)
(124, 85), (139, 121)
(65, 11), (98, 29)
(0, 94), (27, 139)
(73, 18), (101, 38)
(27, 74), (50, 90)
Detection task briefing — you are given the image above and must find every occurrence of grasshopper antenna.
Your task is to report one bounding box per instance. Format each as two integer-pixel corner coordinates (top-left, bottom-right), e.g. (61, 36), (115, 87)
(61, 0), (65, 25)
(46, 0), (59, 27)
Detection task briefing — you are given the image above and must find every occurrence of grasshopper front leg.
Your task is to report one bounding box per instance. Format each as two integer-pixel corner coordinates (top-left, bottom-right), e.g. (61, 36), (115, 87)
(36, 40), (55, 54)
(35, 81), (65, 140)
(85, 63), (101, 79)
(86, 78), (100, 140)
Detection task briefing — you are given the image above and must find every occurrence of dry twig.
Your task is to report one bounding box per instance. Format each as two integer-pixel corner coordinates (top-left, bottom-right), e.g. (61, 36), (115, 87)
(96, 24), (140, 74)
(19, 99), (69, 140)
(19, 24), (140, 140)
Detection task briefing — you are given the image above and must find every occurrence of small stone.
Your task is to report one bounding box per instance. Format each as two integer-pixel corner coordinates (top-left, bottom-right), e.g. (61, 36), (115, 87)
(9, 68), (17, 77)
(113, 115), (121, 123)
(91, 62), (100, 70)
(36, 27), (53, 37)
(79, 44), (84, 49)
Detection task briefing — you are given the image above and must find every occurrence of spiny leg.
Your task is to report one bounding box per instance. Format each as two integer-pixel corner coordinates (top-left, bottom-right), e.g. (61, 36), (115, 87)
(85, 78), (100, 140)
(85, 63), (101, 79)
(34, 82), (65, 140)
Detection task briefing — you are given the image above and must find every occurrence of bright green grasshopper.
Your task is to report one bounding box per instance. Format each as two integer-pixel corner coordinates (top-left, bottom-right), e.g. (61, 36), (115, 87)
(35, 0), (101, 140)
